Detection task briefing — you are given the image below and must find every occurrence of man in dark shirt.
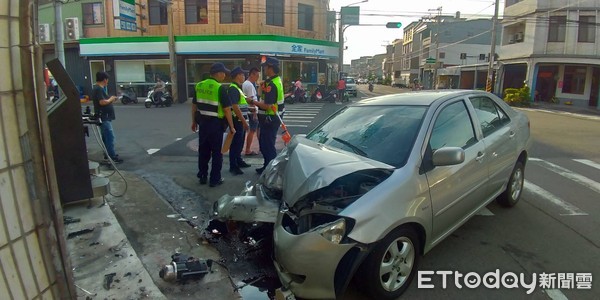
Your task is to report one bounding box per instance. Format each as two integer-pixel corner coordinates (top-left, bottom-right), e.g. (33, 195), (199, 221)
(92, 71), (123, 163)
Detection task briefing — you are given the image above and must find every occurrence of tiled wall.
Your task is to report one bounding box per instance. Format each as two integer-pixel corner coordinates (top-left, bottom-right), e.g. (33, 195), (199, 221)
(1, 1), (70, 298)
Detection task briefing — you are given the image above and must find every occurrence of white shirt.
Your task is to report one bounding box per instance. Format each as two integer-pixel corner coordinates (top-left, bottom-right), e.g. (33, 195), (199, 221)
(242, 80), (257, 101)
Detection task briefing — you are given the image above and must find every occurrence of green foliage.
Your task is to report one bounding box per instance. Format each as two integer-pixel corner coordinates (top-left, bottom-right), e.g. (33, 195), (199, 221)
(503, 85), (531, 107)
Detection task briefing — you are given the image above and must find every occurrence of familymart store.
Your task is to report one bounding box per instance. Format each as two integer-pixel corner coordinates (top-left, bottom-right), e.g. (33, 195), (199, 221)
(79, 35), (339, 103)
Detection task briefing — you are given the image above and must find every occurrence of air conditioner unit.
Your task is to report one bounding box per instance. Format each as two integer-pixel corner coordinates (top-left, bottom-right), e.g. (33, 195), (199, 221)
(65, 17), (80, 40)
(39, 23), (51, 42)
(515, 32), (524, 42)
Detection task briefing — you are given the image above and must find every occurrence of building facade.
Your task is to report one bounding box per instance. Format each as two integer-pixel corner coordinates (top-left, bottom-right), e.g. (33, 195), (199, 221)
(402, 16), (498, 90)
(499, 0), (600, 107)
(38, 0), (339, 102)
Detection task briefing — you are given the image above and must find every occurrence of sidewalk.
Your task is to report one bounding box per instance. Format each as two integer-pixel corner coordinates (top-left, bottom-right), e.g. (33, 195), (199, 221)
(63, 171), (239, 300)
(529, 101), (600, 117)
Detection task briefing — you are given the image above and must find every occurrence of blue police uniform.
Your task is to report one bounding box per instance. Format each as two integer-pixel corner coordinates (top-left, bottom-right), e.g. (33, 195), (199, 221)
(195, 75), (232, 186)
(227, 81), (249, 173)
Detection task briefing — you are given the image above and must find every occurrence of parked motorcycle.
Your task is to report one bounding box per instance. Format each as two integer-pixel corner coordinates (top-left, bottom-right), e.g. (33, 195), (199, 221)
(119, 84), (138, 104)
(368, 82), (374, 92)
(145, 85), (173, 108)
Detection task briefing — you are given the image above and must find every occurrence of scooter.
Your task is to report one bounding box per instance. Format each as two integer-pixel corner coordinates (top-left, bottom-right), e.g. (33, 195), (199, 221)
(119, 84), (138, 104)
(145, 86), (173, 108)
(368, 82), (374, 92)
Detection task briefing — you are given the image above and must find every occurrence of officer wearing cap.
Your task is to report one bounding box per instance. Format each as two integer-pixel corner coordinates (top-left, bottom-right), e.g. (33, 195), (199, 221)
(247, 56), (284, 174)
(227, 67), (251, 175)
(191, 62), (236, 187)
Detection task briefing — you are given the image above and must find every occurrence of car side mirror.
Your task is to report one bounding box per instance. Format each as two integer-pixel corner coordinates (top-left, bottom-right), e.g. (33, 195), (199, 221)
(432, 147), (465, 166)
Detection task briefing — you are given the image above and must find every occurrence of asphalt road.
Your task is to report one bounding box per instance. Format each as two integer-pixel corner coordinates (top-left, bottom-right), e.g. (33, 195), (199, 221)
(84, 85), (599, 299)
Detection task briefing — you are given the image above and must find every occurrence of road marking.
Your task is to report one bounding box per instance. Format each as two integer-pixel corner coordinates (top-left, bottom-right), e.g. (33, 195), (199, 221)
(285, 124), (308, 128)
(285, 113), (318, 116)
(573, 159), (600, 171)
(524, 180), (588, 216)
(147, 149), (160, 155)
(175, 138), (182, 141)
(282, 120), (312, 123)
(530, 158), (600, 194)
(283, 116), (316, 119)
(545, 289), (569, 300)
(476, 207), (494, 216)
(518, 108), (600, 121)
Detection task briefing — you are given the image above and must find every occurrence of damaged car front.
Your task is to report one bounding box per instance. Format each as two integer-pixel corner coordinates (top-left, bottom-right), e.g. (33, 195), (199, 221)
(214, 98), (430, 299)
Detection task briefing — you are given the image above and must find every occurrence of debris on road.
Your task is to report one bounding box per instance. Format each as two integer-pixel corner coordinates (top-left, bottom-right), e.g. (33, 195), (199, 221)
(67, 228), (95, 239)
(103, 273), (116, 290)
(159, 253), (211, 282)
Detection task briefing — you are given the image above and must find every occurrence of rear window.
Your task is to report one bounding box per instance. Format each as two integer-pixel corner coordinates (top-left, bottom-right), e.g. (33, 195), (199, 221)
(306, 105), (428, 168)
(344, 78), (356, 84)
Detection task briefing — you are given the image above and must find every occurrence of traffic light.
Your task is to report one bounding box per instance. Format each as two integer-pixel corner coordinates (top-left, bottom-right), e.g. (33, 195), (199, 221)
(386, 22), (402, 28)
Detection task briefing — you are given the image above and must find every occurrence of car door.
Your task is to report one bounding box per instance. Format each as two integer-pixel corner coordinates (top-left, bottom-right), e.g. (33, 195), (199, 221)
(425, 99), (489, 243)
(468, 96), (516, 197)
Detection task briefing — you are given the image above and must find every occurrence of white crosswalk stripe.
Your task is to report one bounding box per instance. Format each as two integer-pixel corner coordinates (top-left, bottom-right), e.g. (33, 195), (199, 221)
(530, 158), (600, 194)
(573, 159), (600, 171)
(283, 104), (323, 128)
(524, 180), (588, 216)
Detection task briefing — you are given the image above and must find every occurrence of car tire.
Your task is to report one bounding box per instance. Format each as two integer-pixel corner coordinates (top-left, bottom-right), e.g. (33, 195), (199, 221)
(496, 161), (525, 207)
(356, 226), (420, 299)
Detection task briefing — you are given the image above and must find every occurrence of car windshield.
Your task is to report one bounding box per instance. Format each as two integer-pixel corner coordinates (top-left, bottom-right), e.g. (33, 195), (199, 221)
(306, 105), (428, 168)
(344, 78), (356, 84)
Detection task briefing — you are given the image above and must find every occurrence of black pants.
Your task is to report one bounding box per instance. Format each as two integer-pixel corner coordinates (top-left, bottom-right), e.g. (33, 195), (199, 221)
(197, 117), (224, 184)
(229, 119), (246, 170)
(258, 115), (280, 169)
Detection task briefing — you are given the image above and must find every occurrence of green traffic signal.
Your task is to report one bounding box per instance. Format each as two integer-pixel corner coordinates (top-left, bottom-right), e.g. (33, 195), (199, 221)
(386, 22), (402, 28)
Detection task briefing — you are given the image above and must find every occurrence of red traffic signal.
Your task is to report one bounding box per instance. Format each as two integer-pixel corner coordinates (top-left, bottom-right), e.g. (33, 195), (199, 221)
(386, 22), (402, 28)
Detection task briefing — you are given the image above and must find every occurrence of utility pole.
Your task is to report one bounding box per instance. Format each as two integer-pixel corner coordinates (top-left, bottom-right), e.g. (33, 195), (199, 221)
(429, 6), (442, 89)
(166, 1), (178, 103)
(486, 0), (500, 93)
(54, 0), (65, 65)
(338, 0), (368, 80)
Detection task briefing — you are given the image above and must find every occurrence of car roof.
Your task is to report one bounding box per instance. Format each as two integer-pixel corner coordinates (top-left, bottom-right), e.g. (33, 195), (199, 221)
(354, 90), (490, 106)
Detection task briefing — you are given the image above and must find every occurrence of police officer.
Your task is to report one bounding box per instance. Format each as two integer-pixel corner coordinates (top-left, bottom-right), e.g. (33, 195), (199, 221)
(191, 63), (235, 187)
(248, 57), (284, 174)
(227, 67), (251, 175)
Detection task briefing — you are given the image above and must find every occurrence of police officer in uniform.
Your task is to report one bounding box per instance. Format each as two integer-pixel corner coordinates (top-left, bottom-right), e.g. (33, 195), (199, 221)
(227, 67), (251, 175)
(191, 63), (235, 187)
(248, 57), (284, 174)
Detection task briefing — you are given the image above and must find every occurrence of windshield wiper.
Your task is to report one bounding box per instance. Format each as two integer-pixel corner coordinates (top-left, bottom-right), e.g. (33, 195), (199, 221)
(332, 137), (368, 157)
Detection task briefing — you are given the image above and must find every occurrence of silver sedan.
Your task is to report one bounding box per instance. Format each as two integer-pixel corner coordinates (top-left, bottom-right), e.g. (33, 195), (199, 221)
(215, 90), (531, 299)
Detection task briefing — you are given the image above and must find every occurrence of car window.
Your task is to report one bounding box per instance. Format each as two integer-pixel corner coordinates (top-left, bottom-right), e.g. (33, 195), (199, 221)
(469, 96), (511, 137)
(429, 101), (477, 151)
(306, 105), (428, 168)
(344, 78), (356, 84)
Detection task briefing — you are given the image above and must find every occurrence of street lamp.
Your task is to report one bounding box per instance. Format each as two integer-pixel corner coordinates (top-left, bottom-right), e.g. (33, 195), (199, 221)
(338, 0), (368, 80)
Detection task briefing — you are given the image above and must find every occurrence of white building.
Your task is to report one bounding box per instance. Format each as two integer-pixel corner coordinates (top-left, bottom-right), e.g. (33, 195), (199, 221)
(499, 0), (600, 107)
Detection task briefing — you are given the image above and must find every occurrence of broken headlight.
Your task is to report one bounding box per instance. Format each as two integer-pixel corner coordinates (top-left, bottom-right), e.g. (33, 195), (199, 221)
(313, 218), (346, 244)
(261, 147), (289, 195)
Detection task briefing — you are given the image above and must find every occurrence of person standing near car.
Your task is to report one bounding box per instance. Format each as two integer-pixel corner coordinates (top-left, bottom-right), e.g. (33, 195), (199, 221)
(92, 71), (123, 163)
(243, 67), (260, 156)
(191, 63), (235, 187)
(227, 67), (251, 175)
(337, 77), (346, 101)
(252, 57), (283, 174)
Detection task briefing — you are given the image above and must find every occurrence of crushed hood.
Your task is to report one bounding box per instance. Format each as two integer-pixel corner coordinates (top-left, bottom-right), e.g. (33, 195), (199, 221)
(282, 137), (394, 206)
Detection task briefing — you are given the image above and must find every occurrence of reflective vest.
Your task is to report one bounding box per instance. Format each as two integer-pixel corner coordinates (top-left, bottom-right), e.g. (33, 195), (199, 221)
(230, 83), (249, 120)
(195, 78), (223, 118)
(259, 76), (284, 116)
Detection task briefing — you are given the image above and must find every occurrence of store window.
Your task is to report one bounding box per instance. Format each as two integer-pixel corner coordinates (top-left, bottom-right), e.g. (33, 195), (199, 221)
(220, 0), (243, 24)
(578, 15), (595, 43)
(266, 0), (284, 27)
(548, 16), (566, 42)
(281, 60), (319, 91)
(298, 4), (313, 31)
(115, 60), (170, 97)
(562, 66), (587, 95)
(185, 0), (208, 24)
(82, 2), (103, 25)
(149, 0), (168, 25)
(186, 59), (246, 99)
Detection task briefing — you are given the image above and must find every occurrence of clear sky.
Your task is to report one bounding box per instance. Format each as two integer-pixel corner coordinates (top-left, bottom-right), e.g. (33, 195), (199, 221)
(328, 0), (505, 63)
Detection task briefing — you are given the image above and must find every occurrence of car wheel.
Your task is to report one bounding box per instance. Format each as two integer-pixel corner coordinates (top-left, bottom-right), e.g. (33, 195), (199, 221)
(496, 161), (524, 207)
(357, 227), (420, 299)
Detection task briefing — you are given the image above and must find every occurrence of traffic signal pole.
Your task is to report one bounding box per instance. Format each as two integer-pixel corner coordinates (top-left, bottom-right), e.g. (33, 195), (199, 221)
(486, 0), (500, 93)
